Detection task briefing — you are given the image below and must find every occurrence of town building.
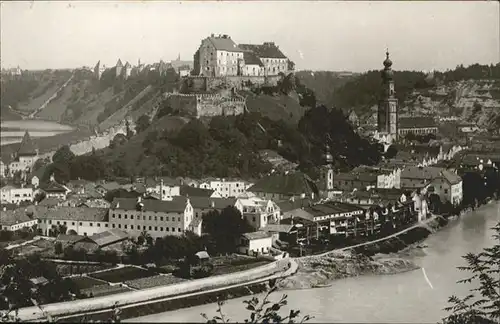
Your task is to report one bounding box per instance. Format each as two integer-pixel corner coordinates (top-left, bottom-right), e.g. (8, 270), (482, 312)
(7, 131), (40, 178)
(187, 197), (237, 235)
(40, 178), (69, 200)
(428, 169), (463, 205)
(194, 34), (244, 77)
(89, 229), (129, 250)
(199, 178), (252, 198)
(332, 172), (378, 192)
(145, 178), (181, 200)
(238, 231), (273, 256)
(123, 62), (132, 79)
(36, 206), (109, 237)
(179, 185), (221, 199)
(193, 34), (292, 77)
(283, 201), (365, 238)
(377, 50), (398, 143)
(0, 185), (34, 204)
(248, 171), (318, 202)
(109, 196), (194, 239)
(398, 116), (438, 136)
(239, 42), (289, 77)
(234, 196), (281, 231)
(0, 206), (38, 231)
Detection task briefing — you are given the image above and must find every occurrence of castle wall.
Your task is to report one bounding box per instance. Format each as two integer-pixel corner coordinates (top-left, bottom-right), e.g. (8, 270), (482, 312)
(165, 94), (198, 116)
(186, 75), (282, 92)
(162, 93), (245, 118)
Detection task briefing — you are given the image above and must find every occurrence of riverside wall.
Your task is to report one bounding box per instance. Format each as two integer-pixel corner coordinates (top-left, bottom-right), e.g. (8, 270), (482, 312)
(17, 258), (291, 322)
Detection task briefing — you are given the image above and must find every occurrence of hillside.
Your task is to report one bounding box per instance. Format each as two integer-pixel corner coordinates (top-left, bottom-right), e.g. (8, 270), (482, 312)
(295, 70), (359, 106)
(1, 70), (72, 120)
(244, 91), (309, 124)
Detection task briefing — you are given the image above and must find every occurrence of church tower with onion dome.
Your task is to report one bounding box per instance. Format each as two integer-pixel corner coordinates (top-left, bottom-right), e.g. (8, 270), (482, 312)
(377, 50), (399, 142)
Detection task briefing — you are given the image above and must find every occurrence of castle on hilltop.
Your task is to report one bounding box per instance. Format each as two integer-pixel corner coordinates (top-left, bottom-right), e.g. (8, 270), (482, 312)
(192, 34), (294, 77)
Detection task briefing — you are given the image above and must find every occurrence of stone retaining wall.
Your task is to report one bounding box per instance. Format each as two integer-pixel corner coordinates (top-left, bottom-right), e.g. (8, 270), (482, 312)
(18, 258), (290, 321)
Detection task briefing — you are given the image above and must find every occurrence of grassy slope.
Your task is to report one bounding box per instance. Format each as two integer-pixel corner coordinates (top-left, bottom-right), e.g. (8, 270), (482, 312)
(74, 88), (117, 126)
(295, 70), (358, 106)
(36, 78), (77, 121)
(16, 76), (69, 113)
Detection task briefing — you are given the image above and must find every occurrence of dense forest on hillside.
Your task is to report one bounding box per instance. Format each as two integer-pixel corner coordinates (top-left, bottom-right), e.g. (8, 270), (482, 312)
(301, 63), (500, 112)
(40, 105), (383, 184)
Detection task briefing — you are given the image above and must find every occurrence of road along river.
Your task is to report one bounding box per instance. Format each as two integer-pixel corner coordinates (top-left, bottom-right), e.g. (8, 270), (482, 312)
(129, 201), (500, 323)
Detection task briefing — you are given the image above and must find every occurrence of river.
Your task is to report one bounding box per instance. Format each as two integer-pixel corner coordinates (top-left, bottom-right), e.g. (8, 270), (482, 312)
(0, 120), (74, 146)
(129, 201), (500, 323)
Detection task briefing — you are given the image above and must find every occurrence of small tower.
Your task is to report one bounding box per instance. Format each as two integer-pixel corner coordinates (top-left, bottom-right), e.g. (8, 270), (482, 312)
(115, 59), (124, 77)
(323, 143), (335, 195)
(377, 49), (398, 142)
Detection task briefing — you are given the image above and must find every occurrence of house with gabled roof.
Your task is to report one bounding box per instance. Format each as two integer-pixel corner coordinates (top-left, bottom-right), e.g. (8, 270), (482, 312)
(109, 196), (194, 239)
(123, 61), (132, 79)
(7, 131), (40, 178)
(40, 178), (70, 200)
(248, 171), (319, 202)
(239, 42), (289, 77)
(194, 34), (244, 77)
(36, 206), (109, 237)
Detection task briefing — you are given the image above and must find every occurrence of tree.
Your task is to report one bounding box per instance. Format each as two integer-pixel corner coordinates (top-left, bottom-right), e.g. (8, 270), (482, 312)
(125, 119), (134, 140)
(54, 242), (63, 254)
(442, 222), (500, 324)
(52, 145), (75, 165)
(201, 279), (312, 323)
(135, 114), (151, 133)
(202, 206), (253, 254)
(109, 133), (128, 149)
(385, 145), (398, 159)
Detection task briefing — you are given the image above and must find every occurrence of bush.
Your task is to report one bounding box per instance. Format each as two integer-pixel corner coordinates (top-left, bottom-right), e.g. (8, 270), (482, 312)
(191, 263), (214, 279)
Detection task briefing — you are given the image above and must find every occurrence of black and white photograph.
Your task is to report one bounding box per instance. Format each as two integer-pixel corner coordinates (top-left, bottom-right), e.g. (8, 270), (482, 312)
(0, 1), (499, 323)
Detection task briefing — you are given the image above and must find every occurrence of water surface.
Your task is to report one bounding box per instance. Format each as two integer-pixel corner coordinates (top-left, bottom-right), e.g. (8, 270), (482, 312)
(129, 202), (500, 323)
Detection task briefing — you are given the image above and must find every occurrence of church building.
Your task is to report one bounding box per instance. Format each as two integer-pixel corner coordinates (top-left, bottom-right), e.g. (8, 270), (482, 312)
(377, 50), (398, 143)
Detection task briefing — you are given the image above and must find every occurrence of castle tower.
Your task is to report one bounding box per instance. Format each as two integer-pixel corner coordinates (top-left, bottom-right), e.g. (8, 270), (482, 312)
(115, 59), (124, 77)
(377, 50), (398, 142)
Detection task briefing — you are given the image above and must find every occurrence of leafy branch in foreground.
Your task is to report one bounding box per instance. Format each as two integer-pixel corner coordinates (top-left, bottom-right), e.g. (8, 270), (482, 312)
(442, 222), (500, 324)
(201, 279), (312, 324)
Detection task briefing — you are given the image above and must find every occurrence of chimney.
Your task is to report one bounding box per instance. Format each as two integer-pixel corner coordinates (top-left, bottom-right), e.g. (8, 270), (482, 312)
(210, 200), (215, 208)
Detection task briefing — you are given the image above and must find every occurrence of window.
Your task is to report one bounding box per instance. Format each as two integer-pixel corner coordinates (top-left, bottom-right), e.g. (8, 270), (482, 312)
(131, 225), (134, 230)
(154, 226), (158, 231)
(124, 215), (128, 219)
(118, 224), (121, 228)
(178, 228), (181, 232)
(149, 216), (152, 221)
(90, 223), (93, 227)
(112, 224), (116, 228)
(154, 216), (157, 221)
(143, 216), (146, 220)
(124, 225), (128, 229)
(112, 214), (115, 218)
(57, 221), (60, 225)
(444, 189), (449, 194)
(177, 217), (181, 222)
(118, 214), (121, 219)
(171, 227), (175, 232)
(105, 224), (108, 227)
(64, 221), (67, 225)
(149, 226), (152, 230)
(131, 215), (134, 220)
(160, 217), (163, 221)
(143, 225), (146, 230)
(166, 227), (169, 232)
(79, 222), (82, 226)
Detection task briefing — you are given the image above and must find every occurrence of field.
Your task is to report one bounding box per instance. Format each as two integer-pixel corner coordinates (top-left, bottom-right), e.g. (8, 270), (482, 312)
(125, 274), (187, 290)
(70, 276), (107, 290)
(90, 266), (156, 283)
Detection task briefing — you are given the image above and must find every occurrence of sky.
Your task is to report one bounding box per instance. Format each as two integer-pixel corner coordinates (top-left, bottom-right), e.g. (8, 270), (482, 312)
(1, 1), (499, 72)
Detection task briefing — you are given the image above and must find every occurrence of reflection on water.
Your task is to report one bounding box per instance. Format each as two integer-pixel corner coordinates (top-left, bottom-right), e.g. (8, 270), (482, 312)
(0, 120), (74, 146)
(128, 202), (499, 324)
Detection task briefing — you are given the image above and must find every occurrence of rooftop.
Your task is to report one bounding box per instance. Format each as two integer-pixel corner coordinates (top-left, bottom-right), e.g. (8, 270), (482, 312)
(36, 206), (109, 222)
(239, 43), (287, 59)
(0, 208), (36, 226)
(206, 35), (242, 52)
(243, 51), (264, 67)
(248, 172), (318, 197)
(179, 185), (215, 198)
(17, 131), (37, 156)
(189, 197), (236, 210)
(90, 229), (129, 247)
(399, 117), (437, 129)
(242, 231), (272, 240)
(112, 197), (188, 213)
(41, 181), (67, 193)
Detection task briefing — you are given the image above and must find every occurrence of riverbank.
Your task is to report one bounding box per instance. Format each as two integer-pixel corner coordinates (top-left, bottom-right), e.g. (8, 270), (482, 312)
(278, 216), (444, 290)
